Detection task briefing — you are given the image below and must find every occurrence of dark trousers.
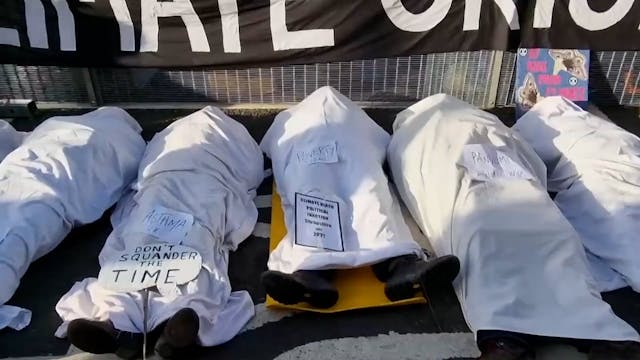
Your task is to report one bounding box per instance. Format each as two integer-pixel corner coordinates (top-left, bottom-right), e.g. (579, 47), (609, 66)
(477, 330), (597, 353)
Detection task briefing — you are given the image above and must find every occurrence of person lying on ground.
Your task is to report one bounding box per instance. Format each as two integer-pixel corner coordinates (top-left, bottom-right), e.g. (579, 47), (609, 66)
(515, 97), (640, 293)
(0, 108), (145, 331)
(387, 94), (640, 360)
(56, 107), (264, 359)
(260, 87), (460, 309)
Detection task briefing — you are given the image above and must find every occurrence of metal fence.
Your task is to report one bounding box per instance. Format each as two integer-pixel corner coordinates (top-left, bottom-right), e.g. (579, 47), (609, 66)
(1, 51), (639, 108)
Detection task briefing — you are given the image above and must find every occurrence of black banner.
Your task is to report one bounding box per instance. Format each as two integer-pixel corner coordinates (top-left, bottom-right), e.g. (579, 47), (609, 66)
(0, 1), (638, 68)
(520, 0), (640, 50)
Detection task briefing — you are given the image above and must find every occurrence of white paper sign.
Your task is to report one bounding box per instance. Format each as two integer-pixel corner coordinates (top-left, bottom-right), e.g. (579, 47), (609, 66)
(138, 206), (193, 244)
(98, 243), (202, 293)
(462, 144), (534, 181)
(297, 142), (338, 165)
(295, 193), (343, 251)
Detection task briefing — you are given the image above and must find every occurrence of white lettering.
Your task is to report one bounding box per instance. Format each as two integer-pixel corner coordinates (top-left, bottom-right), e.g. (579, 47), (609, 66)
(270, 0), (334, 51)
(109, 0), (136, 51)
(140, 0), (210, 52)
(0, 28), (19, 47)
(218, 0), (241, 53)
(534, 0), (635, 31)
(568, 0), (634, 31)
(51, 0), (76, 51)
(464, 0), (519, 31)
(23, 0), (75, 50)
(533, 0), (554, 28)
(380, 0), (452, 32)
(25, 0), (48, 48)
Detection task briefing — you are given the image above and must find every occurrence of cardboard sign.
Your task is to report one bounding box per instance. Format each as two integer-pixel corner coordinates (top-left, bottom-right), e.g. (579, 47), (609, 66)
(137, 206), (193, 245)
(98, 243), (202, 293)
(294, 193), (344, 251)
(462, 144), (534, 182)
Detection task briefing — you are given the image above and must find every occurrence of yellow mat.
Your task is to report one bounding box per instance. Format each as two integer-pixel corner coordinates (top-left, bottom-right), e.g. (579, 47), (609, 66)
(266, 188), (426, 313)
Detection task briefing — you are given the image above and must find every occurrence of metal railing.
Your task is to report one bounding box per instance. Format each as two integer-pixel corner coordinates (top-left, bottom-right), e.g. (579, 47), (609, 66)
(1, 51), (639, 108)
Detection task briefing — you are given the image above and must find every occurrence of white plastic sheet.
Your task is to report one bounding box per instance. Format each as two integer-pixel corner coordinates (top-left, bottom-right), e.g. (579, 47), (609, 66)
(0, 119), (24, 160)
(0, 107), (146, 330)
(515, 97), (640, 292)
(56, 106), (263, 346)
(388, 94), (639, 341)
(261, 87), (423, 273)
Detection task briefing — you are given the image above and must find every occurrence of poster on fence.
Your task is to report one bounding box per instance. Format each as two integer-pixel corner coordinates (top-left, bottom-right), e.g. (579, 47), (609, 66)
(515, 48), (590, 118)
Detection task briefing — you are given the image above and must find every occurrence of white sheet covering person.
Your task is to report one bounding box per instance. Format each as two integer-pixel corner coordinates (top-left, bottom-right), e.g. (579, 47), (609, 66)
(55, 106), (263, 359)
(387, 94), (640, 358)
(0, 108), (145, 332)
(0, 119), (25, 160)
(514, 97), (640, 293)
(260, 87), (459, 309)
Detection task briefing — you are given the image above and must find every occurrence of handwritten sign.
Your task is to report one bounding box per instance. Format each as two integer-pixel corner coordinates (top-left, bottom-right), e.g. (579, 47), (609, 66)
(98, 243), (202, 293)
(462, 144), (534, 182)
(137, 206), (193, 244)
(294, 193), (344, 251)
(297, 142), (338, 165)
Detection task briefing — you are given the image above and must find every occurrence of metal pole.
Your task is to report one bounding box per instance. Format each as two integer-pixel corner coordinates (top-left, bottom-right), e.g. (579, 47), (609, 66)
(142, 289), (149, 360)
(81, 68), (103, 106)
(486, 51), (505, 108)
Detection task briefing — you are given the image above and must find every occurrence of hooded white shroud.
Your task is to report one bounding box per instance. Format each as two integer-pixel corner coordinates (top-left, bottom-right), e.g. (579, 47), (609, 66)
(56, 107), (264, 347)
(261, 87), (424, 274)
(0, 108), (145, 331)
(515, 97), (640, 293)
(388, 94), (639, 341)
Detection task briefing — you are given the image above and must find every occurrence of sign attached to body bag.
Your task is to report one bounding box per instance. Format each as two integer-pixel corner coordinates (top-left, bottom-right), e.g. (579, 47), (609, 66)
(98, 243), (202, 296)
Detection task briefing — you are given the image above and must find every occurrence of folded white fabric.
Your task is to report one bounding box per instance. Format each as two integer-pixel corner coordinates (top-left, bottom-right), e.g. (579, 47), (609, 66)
(388, 94), (639, 341)
(0, 119), (25, 160)
(0, 304), (31, 331)
(261, 86), (423, 273)
(56, 106), (263, 346)
(515, 97), (640, 292)
(0, 107), (146, 330)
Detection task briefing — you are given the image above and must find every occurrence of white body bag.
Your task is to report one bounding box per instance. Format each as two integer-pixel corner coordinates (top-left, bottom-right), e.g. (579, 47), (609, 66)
(56, 107), (264, 347)
(515, 97), (640, 292)
(261, 87), (424, 274)
(0, 108), (145, 331)
(388, 94), (639, 341)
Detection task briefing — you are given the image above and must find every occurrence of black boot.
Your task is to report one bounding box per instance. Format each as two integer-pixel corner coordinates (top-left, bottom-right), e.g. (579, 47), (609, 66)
(261, 269), (338, 308)
(588, 340), (640, 360)
(478, 337), (534, 359)
(154, 308), (200, 359)
(67, 319), (142, 360)
(373, 254), (460, 301)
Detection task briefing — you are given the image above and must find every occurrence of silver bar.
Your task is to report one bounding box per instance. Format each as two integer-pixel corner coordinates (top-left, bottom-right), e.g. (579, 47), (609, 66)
(416, 55), (424, 99)
(81, 68), (98, 106)
(486, 51), (503, 108)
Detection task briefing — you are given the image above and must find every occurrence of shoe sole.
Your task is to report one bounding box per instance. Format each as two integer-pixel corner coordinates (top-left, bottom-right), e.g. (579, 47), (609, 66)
(385, 255), (460, 301)
(67, 320), (118, 355)
(261, 271), (338, 308)
(419, 255), (461, 289)
(163, 308), (200, 348)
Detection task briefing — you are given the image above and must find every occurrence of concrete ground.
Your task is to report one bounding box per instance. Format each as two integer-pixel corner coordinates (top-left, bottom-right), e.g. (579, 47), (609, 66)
(1, 105), (639, 360)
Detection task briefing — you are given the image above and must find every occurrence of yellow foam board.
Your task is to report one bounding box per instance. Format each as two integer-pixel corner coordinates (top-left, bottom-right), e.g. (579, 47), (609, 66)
(266, 187), (426, 313)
